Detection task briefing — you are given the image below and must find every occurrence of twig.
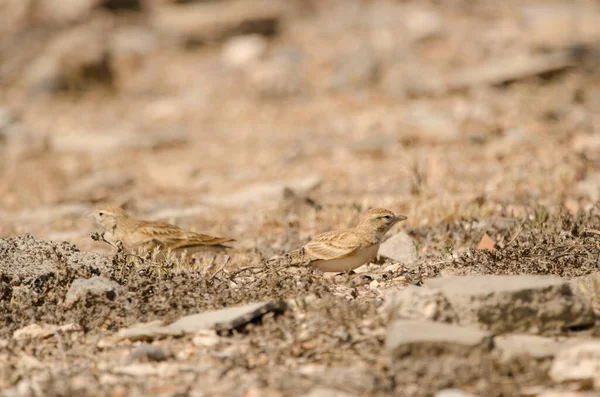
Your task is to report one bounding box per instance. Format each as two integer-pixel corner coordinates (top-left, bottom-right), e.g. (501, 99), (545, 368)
(209, 255), (231, 281)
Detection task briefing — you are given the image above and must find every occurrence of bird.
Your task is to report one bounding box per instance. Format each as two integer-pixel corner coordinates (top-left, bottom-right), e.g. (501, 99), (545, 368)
(268, 208), (407, 272)
(93, 206), (234, 257)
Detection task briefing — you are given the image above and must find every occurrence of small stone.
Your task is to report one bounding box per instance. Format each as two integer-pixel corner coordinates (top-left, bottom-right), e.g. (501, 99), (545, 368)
(435, 389), (482, 397)
(13, 323), (81, 341)
(117, 301), (286, 340)
(128, 344), (169, 363)
(386, 320), (492, 355)
(192, 330), (220, 347)
(493, 334), (571, 361)
(222, 35), (268, 68)
(378, 232), (418, 266)
(300, 387), (358, 397)
(476, 233), (495, 251)
(549, 342), (600, 387)
(64, 277), (123, 308)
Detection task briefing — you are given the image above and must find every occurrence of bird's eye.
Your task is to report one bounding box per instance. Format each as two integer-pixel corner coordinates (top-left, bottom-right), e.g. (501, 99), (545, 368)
(98, 212), (104, 217)
(383, 215), (392, 220)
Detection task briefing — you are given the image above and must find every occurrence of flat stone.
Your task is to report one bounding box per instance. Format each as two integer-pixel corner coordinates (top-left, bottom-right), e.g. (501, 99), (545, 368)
(222, 34), (267, 68)
(151, 0), (286, 45)
(386, 320), (492, 354)
(378, 232), (418, 266)
(64, 277), (123, 308)
(300, 387), (358, 397)
(435, 389), (482, 397)
(549, 342), (600, 388)
(117, 300), (287, 341)
(425, 275), (595, 334)
(380, 286), (458, 323)
(493, 334), (572, 361)
(13, 323), (81, 341)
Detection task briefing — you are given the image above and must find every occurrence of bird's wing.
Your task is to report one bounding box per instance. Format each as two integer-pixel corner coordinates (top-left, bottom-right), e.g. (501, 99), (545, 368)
(303, 230), (362, 261)
(132, 221), (233, 251)
(167, 233), (234, 249)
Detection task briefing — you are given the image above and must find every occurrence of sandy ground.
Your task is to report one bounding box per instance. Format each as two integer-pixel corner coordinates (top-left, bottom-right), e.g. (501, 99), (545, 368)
(2, 0), (600, 396)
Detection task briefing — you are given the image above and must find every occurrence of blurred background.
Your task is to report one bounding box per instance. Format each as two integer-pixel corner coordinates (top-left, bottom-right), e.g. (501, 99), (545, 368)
(1, 0), (600, 254)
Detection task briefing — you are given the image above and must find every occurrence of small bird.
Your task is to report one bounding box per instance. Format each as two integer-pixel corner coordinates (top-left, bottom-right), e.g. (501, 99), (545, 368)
(93, 206), (234, 257)
(269, 208), (407, 272)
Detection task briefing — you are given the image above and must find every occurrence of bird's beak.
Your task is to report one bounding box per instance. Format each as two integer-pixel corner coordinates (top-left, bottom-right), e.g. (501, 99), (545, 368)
(395, 214), (408, 223)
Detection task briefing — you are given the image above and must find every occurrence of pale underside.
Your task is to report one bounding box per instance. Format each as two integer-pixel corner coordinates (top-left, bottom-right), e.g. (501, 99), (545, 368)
(302, 229), (380, 272)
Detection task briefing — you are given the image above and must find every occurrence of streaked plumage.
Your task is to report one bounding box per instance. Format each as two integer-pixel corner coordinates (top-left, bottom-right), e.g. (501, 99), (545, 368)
(269, 208), (407, 272)
(93, 206), (233, 257)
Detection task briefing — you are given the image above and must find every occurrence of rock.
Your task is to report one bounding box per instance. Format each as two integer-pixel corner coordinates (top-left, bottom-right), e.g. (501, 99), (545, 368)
(571, 273), (600, 314)
(151, 0), (286, 46)
(203, 175), (321, 208)
(117, 300), (287, 340)
(108, 362), (210, 378)
(49, 129), (187, 153)
(435, 389), (481, 397)
(493, 334), (573, 361)
(13, 323), (81, 341)
(222, 34), (268, 68)
(25, 21), (111, 93)
(425, 275), (595, 334)
(64, 277), (123, 308)
(386, 320), (492, 356)
(476, 233), (495, 252)
(549, 342), (600, 388)
(128, 344), (170, 363)
(380, 286), (458, 323)
(0, 234), (112, 286)
(446, 52), (575, 91)
(300, 388), (358, 397)
(378, 232), (418, 266)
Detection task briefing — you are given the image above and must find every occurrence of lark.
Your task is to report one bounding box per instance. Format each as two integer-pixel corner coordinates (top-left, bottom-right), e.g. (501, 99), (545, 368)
(93, 206), (234, 257)
(269, 208), (407, 272)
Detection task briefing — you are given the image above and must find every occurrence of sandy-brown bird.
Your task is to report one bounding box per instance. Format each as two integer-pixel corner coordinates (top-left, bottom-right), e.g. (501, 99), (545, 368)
(93, 206), (234, 257)
(269, 208), (407, 272)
